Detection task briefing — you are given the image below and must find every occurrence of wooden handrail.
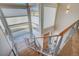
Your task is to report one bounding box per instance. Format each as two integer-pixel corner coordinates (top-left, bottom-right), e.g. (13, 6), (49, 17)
(59, 20), (79, 36)
(31, 20), (79, 39)
(31, 35), (60, 39)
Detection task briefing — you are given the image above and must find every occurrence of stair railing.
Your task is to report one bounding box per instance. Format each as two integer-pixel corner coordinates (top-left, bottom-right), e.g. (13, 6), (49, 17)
(28, 20), (79, 56)
(57, 20), (79, 55)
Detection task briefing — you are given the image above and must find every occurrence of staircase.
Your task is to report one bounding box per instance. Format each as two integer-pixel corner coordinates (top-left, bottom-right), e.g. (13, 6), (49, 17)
(58, 30), (79, 56)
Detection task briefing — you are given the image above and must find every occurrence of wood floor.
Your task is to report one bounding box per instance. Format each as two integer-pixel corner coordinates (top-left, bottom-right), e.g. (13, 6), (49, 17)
(18, 43), (43, 56)
(58, 30), (79, 56)
(18, 48), (42, 56)
(18, 32), (50, 56)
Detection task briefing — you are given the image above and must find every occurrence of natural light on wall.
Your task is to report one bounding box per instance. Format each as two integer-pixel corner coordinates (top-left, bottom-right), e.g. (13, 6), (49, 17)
(66, 4), (70, 14)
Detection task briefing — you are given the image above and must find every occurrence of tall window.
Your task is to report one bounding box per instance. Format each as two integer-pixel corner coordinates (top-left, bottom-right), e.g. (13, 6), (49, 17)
(30, 3), (41, 37)
(44, 7), (56, 29)
(1, 8), (30, 39)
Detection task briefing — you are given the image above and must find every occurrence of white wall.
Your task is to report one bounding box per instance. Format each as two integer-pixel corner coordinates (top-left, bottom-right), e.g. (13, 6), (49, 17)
(54, 3), (79, 53)
(55, 3), (79, 32)
(0, 27), (12, 56)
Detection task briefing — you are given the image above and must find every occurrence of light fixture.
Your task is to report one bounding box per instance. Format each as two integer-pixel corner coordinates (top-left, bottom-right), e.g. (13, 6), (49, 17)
(66, 4), (70, 14)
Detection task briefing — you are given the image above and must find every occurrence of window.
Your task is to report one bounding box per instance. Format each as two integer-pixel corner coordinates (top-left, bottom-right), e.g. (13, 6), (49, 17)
(44, 7), (56, 29)
(30, 4), (40, 36)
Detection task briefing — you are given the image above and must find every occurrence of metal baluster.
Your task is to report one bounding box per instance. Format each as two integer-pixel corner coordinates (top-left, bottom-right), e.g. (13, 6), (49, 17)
(33, 35), (41, 50)
(54, 36), (63, 55)
(76, 20), (79, 31)
(26, 3), (33, 39)
(48, 36), (52, 54)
